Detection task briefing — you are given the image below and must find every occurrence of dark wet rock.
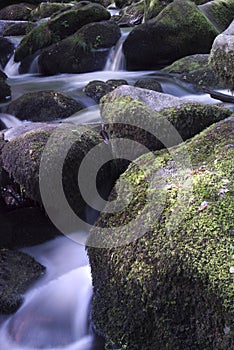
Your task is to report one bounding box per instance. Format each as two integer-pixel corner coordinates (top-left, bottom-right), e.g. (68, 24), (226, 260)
(0, 3), (35, 21)
(87, 116), (234, 349)
(117, 0), (144, 27)
(0, 37), (14, 68)
(14, 2), (111, 62)
(164, 54), (223, 90)
(6, 91), (84, 122)
(209, 20), (234, 91)
(115, 0), (133, 9)
(0, 206), (61, 248)
(0, 70), (11, 103)
(84, 79), (127, 103)
(0, 1), (41, 10)
(0, 249), (45, 314)
(199, 0), (234, 32)
(38, 20), (121, 75)
(30, 2), (71, 20)
(2, 21), (36, 36)
(134, 77), (163, 92)
(123, 0), (219, 70)
(100, 85), (232, 156)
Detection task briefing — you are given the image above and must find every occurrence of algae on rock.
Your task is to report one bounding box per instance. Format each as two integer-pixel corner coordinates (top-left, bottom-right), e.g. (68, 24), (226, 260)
(87, 116), (234, 350)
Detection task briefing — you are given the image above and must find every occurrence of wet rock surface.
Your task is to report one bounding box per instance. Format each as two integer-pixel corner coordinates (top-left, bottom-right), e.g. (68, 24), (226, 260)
(0, 249), (45, 314)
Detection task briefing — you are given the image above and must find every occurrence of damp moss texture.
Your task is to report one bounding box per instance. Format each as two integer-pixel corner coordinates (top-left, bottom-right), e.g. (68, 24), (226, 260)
(87, 116), (234, 350)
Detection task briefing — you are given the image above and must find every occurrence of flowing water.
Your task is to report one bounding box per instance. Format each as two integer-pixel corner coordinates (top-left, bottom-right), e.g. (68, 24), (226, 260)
(0, 19), (234, 350)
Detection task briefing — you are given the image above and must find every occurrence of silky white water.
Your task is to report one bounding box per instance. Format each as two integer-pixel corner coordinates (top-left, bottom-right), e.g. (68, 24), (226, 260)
(0, 236), (100, 350)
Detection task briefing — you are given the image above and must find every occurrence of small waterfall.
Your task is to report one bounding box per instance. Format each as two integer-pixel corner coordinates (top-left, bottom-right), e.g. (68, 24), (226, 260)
(4, 55), (20, 77)
(0, 236), (98, 350)
(104, 33), (128, 71)
(28, 53), (40, 74)
(0, 113), (23, 129)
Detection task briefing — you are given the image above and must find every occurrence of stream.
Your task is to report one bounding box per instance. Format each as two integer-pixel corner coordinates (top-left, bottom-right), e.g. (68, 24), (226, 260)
(0, 23), (234, 350)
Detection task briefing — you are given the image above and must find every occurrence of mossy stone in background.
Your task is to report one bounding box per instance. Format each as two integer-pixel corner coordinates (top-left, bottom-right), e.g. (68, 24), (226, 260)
(209, 20), (234, 91)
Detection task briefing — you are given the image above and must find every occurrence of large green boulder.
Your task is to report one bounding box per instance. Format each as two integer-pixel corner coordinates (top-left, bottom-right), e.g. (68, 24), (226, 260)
(164, 54), (223, 89)
(209, 20), (234, 91)
(123, 0), (219, 70)
(14, 2), (110, 62)
(199, 0), (234, 32)
(38, 20), (121, 75)
(87, 115), (234, 349)
(100, 85), (232, 150)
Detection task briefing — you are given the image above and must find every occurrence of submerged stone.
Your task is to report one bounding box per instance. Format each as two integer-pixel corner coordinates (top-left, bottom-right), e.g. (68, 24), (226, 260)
(87, 116), (234, 349)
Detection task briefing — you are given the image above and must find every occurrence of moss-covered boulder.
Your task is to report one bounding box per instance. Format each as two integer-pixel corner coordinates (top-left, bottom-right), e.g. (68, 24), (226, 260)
(30, 2), (71, 20)
(87, 115), (234, 349)
(209, 20), (234, 91)
(14, 2), (111, 62)
(100, 85), (232, 164)
(117, 0), (144, 26)
(0, 37), (14, 68)
(0, 70), (11, 103)
(0, 2), (35, 20)
(134, 77), (163, 92)
(0, 123), (114, 226)
(38, 20), (121, 75)
(123, 0), (219, 70)
(84, 79), (128, 103)
(199, 0), (234, 32)
(0, 249), (45, 314)
(143, 0), (172, 21)
(2, 21), (36, 36)
(164, 54), (223, 89)
(6, 90), (84, 122)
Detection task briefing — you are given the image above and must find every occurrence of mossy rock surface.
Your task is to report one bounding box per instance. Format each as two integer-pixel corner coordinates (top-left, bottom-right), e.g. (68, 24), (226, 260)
(199, 0), (234, 32)
(0, 123), (114, 226)
(164, 54), (223, 89)
(123, 0), (219, 70)
(38, 20), (121, 75)
(0, 2), (35, 20)
(14, 2), (110, 62)
(209, 20), (234, 91)
(0, 249), (45, 314)
(6, 90), (84, 122)
(100, 86), (232, 149)
(143, 0), (172, 21)
(30, 2), (71, 20)
(87, 116), (234, 349)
